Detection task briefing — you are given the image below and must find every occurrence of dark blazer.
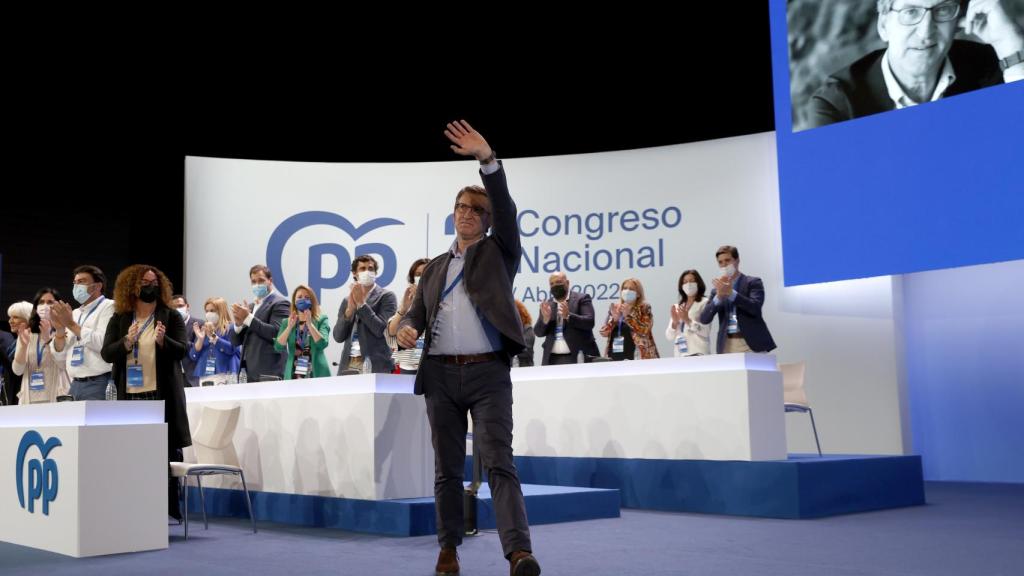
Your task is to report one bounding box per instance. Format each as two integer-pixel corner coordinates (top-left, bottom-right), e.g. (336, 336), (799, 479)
(101, 304), (192, 451)
(516, 325), (536, 367)
(231, 292), (290, 381)
(399, 162), (525, 395)
(807, 40), (1003, 129)
(700, 273), (777, 354)
(180, 313), (199, 387)
(1, 331), (21, 405)
(534, 291), (600, 365)
(333, 284), (397, 374)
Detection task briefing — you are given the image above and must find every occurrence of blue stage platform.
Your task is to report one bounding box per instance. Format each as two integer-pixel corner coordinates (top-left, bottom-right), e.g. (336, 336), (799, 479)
(184, 483), (620, 537)
(475, 454), (925, 519)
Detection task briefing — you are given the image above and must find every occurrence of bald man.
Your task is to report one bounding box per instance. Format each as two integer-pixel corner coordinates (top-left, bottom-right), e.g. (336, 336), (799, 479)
(534, 272), (600, 365)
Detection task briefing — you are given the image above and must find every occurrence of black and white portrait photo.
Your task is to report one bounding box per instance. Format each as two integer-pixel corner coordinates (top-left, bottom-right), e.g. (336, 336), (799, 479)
(788, 0), (1024, 132)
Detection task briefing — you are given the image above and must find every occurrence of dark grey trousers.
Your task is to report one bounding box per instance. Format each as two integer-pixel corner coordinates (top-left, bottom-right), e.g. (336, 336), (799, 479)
(421, 356), (531, 557)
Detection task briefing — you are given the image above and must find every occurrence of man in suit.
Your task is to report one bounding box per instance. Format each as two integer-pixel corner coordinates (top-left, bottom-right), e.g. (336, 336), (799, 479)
(397, 121), (540, 576)
(231, 265), (290, 381)
(807, 0), (1023, 129)
(333, 255), (397, 374)
(0, 329), (19, 405)
(700, 246), (776, 354)
(534, 272), (600, 365)
(172, 294), (199, 387)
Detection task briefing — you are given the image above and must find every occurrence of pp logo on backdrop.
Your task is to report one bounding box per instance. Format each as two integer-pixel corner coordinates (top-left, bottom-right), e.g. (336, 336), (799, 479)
(15, 430), (61, 516)
(266, 211), (404, 301)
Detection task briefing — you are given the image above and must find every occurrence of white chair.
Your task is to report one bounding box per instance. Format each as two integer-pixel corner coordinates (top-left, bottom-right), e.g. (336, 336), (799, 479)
(170, 405), (256, 539)
(780, 361), (822, 456)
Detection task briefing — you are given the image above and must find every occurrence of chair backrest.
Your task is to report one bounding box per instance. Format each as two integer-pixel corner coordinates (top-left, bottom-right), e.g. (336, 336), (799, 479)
(193, 405), (241, 450)
(780, 361), (809, 407)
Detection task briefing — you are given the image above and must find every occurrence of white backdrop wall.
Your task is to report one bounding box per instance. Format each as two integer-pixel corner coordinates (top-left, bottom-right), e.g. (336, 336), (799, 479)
(185, 132), (909, 455)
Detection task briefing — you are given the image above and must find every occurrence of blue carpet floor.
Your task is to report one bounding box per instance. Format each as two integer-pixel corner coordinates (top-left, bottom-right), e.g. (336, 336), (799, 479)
(1, 482), (1021, 575)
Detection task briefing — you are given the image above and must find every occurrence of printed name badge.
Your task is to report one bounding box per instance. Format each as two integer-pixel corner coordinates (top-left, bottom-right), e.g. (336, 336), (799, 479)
(612, 336), (625, 354)
(127, 364), (144, 388)
(413, 335), (425, 360)
(675, 333), (688, 354)
(70, 345), (85, 366)
(205, 354), (217, 376)
(555, 325), (566, 342)
(727, 310), (739, 335)
(294, 356), (310, 377)
(30, 370), (46, 391)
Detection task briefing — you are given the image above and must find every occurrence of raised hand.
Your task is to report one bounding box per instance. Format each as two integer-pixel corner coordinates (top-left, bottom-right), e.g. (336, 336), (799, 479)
(397, 325), (420, 349)
(444, 120), (493, 162)
(154, 321), (166, 346)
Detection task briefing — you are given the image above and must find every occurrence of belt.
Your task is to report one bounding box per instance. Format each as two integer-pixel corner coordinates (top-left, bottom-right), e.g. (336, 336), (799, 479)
(727, 333), (745, 339)
(432, 352), (500, 365)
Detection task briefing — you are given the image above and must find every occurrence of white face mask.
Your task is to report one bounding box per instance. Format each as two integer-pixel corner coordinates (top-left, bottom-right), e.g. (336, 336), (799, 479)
(177, 306), (189, 319)
(720, 264), (736, 277)
(412, 275), (420, 286)
(357, 270), (376, 287)
(621, 289), (637, 303)
(205, 312), (219, 324)
(37, 304), (51, 319)
(682, 282), (698, 297)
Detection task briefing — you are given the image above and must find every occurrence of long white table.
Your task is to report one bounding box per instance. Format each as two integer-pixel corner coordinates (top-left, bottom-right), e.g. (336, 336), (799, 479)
(509, 353), (786, 461)
(0, 401), (168, 557)
(182, 352), (783, 511)
(183, 374), (434, 500)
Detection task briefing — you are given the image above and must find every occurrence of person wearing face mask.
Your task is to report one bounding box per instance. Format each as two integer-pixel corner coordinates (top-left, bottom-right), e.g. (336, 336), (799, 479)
(333, 255), (397, 374)
(535, 272), (600, 365)
(231, 264), (291, 382)
(187, 297), (241, 383)
(700, 245), (776, 354)
(275, 285), (331, 380)
(12, 289), (70, 403)
(48, 265), (116, 400)
(5, 302), (32, 404)
(172, 294), (199, 387)
(100, 264), (191, 521)
(665, 270), (712, 357)
(388, 258), (431, 374)
(600, 278), (659, 360)
(0, 317), (18, 406)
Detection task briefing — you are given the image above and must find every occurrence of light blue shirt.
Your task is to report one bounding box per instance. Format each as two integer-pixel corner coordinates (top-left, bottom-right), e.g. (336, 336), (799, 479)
(429, 241), (504, 355)
(713, 276), (740, 306)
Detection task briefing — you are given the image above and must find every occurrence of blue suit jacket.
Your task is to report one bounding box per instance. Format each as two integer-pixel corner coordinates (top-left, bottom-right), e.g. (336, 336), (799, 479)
(699, 273), (776, 354)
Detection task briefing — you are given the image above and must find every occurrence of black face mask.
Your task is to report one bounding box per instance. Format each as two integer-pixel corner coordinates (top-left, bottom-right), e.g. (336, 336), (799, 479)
(550, 284), (568, 300)
(138, 285), (159, 303)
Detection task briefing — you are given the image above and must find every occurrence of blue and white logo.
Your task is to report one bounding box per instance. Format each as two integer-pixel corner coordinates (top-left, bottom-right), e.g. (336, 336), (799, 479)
(266, 211), (404, 301)
(15, 430), (61, 515)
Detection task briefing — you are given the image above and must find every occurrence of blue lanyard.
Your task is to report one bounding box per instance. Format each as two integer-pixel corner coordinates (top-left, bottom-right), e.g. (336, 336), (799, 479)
(36, 335), (45, 367)
(75, 296), (105, 341)
(617, 315), (623, 338)
(131, 313), (156, 361)
(440, 270), (465, 301)
(297, 324), (308, 350)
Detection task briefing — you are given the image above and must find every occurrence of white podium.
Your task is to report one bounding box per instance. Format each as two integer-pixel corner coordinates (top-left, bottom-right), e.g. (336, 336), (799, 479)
(183, 374), (433, 500)
(510, 353), (786, 461)
(0, 401), (168, 557)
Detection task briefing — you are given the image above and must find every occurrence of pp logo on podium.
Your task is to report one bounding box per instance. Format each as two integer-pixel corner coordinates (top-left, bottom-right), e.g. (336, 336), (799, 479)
(15, 430), (62, 515)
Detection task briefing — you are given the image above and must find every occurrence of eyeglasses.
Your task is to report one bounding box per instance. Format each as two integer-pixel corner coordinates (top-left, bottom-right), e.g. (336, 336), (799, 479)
(454, 202), (489, 217)
(891, 1), (960, 26)
(140, 280), (159, 287)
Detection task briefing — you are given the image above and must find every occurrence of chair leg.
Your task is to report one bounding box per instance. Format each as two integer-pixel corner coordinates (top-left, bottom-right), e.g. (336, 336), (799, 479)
(183, 476), (190, 540)
(807, 408), (822, 456)
(238, 470), (257, 534)
(197, 475), (208, 530)
(176, 477), (183, 525)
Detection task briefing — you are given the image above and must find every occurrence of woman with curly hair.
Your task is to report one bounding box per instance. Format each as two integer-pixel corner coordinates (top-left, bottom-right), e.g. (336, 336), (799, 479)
(599, 277), (660, 360)
(101, 264), (192, 520)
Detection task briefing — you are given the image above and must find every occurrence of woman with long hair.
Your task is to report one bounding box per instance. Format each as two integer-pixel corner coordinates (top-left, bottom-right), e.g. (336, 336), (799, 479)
(100, 264), (192, 520)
